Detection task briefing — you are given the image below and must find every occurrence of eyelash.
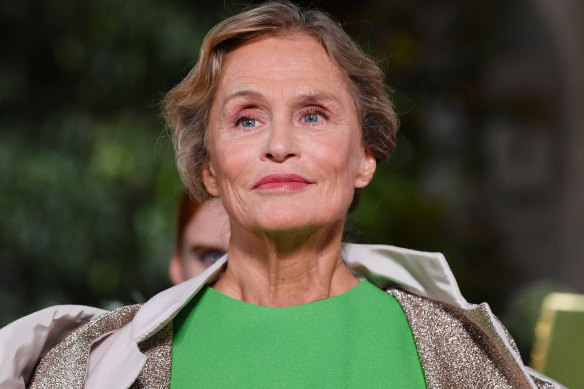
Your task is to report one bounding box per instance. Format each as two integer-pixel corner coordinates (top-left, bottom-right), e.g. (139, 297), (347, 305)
(234, 113), (262, 128)
(232, 106), (329, 127)
(300, 107), (329, 121)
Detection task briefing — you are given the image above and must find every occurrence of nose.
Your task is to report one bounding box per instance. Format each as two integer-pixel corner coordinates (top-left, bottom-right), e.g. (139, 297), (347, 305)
(262, 119), (299, 162)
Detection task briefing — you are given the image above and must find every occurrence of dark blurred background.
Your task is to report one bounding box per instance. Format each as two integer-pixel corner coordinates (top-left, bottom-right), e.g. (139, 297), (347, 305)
(1, 0), (582, 364)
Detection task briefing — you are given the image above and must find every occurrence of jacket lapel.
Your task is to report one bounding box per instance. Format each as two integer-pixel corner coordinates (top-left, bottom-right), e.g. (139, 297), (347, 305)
(86, 256), (227, 388)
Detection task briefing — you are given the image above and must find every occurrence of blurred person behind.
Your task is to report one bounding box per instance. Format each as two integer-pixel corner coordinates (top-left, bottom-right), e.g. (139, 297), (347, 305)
(169, 194), (230, 284)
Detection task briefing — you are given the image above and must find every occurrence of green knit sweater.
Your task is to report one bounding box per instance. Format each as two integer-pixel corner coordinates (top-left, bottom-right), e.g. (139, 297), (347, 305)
(171, 281), (426, 388)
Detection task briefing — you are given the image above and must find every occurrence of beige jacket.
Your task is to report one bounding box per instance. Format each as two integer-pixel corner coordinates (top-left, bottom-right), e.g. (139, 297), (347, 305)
(0, 244), (563, 388)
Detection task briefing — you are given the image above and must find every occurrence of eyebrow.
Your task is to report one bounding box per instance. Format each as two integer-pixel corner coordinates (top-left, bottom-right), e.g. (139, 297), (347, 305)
(222, 90), (342, 109)
(221, 90), (265, 109)
(293, 92), (342, 106)
(189, 244), (226, 252)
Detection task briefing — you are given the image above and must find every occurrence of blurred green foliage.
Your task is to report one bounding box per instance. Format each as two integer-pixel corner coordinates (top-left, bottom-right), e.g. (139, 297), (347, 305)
(0, 0), (562, 360)
(0, 0), (226, 321)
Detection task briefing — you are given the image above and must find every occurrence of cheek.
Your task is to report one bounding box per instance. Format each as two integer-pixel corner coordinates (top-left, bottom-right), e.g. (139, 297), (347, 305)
(210, 138), (255, 195)
(316, 133), (363, 180)
(184, 259), (207, 278)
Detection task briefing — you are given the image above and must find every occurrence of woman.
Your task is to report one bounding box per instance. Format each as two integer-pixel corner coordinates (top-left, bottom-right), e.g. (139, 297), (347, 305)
(0, 2), (561, 388)
(169, 194), (230, 284)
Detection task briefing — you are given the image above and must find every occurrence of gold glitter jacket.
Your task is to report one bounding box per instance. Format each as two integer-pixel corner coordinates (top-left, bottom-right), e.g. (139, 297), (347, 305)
(0, 244), (563, 388)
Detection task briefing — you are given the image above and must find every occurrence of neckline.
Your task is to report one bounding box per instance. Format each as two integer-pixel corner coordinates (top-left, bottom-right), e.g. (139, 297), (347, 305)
(204, 280), (369, 310)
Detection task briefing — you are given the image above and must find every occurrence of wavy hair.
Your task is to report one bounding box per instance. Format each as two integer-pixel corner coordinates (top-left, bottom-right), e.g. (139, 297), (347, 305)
(164, 1), (398, 201)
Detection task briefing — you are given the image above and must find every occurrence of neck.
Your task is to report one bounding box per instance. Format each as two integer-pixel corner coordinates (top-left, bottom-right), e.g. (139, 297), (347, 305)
(213, 219), (359, 307)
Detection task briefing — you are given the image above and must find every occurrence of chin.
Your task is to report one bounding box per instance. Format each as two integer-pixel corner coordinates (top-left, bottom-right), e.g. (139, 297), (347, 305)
(257, 215), (311, 232)
(255, 207), (346, 234)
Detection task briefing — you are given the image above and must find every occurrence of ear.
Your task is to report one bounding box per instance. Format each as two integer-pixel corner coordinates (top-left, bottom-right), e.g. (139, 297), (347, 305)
(202, 163), (221, 197)
(169, 251), (184, 285)
(354, 149), (376, 188)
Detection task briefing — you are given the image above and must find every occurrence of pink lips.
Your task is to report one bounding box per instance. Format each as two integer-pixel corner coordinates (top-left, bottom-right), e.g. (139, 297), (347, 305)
(253, 174), (313, 191)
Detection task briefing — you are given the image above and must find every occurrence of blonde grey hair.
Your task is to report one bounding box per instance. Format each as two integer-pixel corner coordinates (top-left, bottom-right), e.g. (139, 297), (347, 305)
(164, 1), (398, 201)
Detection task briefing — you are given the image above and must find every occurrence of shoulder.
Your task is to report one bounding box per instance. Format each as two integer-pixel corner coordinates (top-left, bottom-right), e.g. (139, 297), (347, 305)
(0, 305), (107, 389)
(388, 289), (565, 389)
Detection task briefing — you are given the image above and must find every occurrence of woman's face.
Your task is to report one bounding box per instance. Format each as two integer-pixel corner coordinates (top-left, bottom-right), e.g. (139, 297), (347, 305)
(203, 34), (376, 233)
(180, 199), (230, 276)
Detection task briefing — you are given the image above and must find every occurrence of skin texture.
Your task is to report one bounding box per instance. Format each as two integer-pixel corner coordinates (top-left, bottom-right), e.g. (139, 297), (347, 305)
(169, 198), (230, 284)
(203, 34), (377, 306)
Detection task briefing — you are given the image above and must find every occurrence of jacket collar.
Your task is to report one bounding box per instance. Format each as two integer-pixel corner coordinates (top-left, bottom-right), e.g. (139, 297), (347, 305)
(342, 244), (471, 308)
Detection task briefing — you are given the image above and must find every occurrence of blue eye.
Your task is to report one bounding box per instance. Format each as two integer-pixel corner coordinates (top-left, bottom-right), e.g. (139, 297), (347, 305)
(199, 249), (226, 266)
(240, 118), (257, 128)
(303, 113), (320, 123)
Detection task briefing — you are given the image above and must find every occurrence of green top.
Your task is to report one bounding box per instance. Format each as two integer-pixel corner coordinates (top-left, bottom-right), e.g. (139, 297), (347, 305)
(171, 281), (426, 388)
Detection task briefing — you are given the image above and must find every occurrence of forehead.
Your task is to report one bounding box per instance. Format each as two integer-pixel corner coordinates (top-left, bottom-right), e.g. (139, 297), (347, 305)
(182, 199), (229, 247)
(216, 34), (350, 97)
